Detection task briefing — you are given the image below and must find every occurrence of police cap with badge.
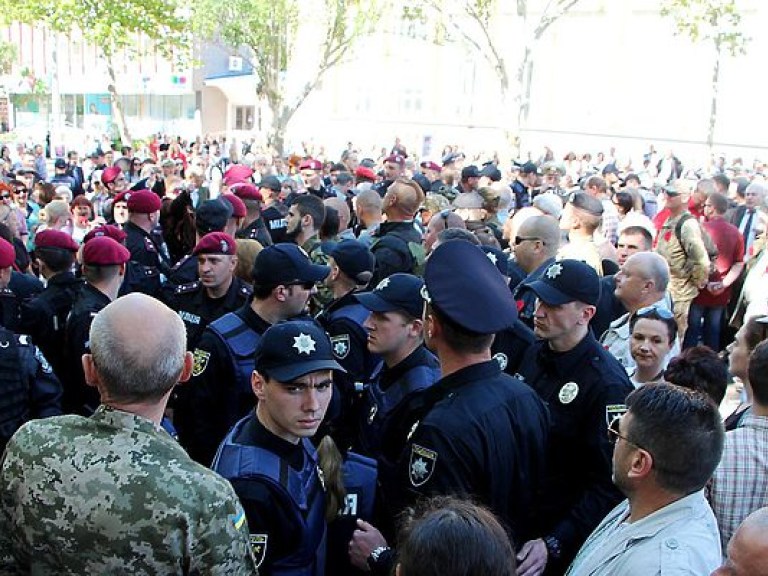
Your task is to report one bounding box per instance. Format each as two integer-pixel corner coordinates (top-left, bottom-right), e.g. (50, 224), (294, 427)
(327, 240), (375, 287)
(255, 320), (344, 381)
(520, 259), (600, 307)
(422, 241), (518, 334)
(355, 273), (424, 319)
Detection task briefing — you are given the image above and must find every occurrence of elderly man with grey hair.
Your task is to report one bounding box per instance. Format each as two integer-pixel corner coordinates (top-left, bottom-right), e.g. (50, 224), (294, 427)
(600, 252), (678, 375)
(0, 293), (257, 574)
(727, 179), (768, 259)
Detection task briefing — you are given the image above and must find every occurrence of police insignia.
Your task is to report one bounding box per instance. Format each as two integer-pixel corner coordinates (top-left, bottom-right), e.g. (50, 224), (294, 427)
(368, 404), (378, 424)
(250, 534), (268, 568)
(546, 262), (563, 279)
(492, 352), (508, 371)
(331, 334), (351, 359)
(192, 349), (210, 377)
(605, 404), (628, 427)
(558, 382), (579, 404)
(409, 444), (437, 487)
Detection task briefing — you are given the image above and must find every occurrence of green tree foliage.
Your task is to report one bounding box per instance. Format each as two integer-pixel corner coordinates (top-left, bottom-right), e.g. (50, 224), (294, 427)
(0, 0), (191, 143)
(662, 0), (749, 151)
(194, 0), (380, 154)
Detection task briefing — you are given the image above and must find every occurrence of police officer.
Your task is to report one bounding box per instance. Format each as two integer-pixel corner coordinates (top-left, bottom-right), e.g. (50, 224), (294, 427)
(180, 243), (329, 465)
(232, 183), (273, 247)
(351, 241), (549, 574)
(316, 240), (380, 447)
(212, 319), (342, 575)
(17, 229), (82, 385)
(0, 237), (61, 452)
(515, 259), (634, 575)
(260, 176), (290, 244)
(353, 273), (440, 532)
(167, 198), (233, 287)
(122, 189), (169, 296)
(63, 236), (130, 415)
(165, 232), (251, 351)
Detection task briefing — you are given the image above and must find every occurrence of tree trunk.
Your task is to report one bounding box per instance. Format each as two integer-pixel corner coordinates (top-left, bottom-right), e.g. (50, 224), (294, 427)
(514, 44), (535, 158)
(105, 57), (131, 146)
(707, 39), (722, 154)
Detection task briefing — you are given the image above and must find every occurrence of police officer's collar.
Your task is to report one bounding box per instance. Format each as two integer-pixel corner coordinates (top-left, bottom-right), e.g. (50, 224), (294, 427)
(538, 331), (598, 374)
(422, 360), (500, 403)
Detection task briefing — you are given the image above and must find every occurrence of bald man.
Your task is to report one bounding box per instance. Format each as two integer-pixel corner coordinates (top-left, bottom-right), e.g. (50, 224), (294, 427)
(324, 196), (354, 240)
(713, 507), (768, 576)
(355, 188), (383, 246)
(424, 209), (466, 253)
(0, 294), (257, 574)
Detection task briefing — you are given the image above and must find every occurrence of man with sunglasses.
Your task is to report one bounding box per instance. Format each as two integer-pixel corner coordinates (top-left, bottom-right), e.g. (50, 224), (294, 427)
(515, 259), (634, 576)
(180, 243), (329, 465)
(567, 384), (724, 575)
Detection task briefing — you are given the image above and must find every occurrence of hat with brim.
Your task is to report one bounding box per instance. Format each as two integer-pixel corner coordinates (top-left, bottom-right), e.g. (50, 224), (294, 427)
(524, 279), (576, 306)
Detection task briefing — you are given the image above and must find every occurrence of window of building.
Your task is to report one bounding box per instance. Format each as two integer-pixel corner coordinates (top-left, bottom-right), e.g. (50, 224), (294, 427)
(234, 105), (255, 130)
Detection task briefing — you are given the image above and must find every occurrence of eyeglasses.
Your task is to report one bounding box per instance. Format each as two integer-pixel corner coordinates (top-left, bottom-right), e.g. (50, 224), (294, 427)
(514, 236), (543, 246)
(636, 305), (674, 321)
(607, 416), (652, 457)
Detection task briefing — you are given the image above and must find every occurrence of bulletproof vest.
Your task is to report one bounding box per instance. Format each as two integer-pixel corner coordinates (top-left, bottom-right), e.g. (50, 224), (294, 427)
(208, 311), (262, 418)
(0, 329), (27, 449)
(213, 416), (327, 576)
(339, 451), (377, 521)
(358, 358), (441, 458)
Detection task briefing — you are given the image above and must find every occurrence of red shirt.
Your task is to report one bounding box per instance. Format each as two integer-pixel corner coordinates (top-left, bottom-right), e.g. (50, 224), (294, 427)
(694, 217), (744, 307)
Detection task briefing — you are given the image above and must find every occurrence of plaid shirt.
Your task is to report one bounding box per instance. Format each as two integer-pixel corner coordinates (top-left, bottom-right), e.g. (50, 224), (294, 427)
(709, 414), (768, 551)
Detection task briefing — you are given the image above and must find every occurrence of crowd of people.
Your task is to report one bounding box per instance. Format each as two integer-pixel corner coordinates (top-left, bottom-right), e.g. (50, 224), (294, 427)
(0, 133), (767, 575)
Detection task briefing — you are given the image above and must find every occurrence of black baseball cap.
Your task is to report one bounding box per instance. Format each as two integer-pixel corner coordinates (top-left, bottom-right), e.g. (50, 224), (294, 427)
(196, 199), (232, 234)
(259, 175), (282, 192)
(521, 260), (600, 306)
(461, 165), (480, 179)
(355, 273), (424, 319)
(520, 161), (541, 175)
(327, 240), (375, 286)
(254, 320), (344, 381)
(252, 243), (330, 285)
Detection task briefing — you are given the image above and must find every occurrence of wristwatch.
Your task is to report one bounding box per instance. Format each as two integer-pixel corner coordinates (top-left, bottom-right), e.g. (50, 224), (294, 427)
(367, 545), (392, 571)
(543, 535), (562, 560)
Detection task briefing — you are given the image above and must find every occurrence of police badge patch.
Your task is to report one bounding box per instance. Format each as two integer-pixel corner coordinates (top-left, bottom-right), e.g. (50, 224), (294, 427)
(492, 352), (508, 371)
(409, 444), (437, 487)
(250, 534), (268, 568)
(191, 349), (210, 377)
(605, 404), (628, 427)
(330, 334), (351, 360)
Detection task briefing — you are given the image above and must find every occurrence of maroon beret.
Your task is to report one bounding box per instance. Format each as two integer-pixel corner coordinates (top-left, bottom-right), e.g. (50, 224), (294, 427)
(299, 158), (322, 171)
(355, 166), (377, 182)
(126, 190), (162, 214)
(83, 236), (130, 266)
(83, 224), (127, 244)
(192, 232), (237, 256)
(101, 166), (123, 185)
(113, 191), (129, 204)
(221, 193), (247, 219)
(0, 237), (14, 268)
(223, 164), (254, 186)
(230, 183), (263, 202)
(35, 229), (79, 252)
(420, 160), (442, 173)
(384, 154), (405, 167)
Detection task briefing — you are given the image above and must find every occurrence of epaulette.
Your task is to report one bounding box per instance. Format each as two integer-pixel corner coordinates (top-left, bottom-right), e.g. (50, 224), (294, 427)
(175, 281), (201, 294)
(171, 254), (191, 271)
(143, 237), (158, 253)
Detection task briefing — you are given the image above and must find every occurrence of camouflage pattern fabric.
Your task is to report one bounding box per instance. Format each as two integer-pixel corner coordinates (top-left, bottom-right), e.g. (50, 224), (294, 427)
(0, 405), (258, 575)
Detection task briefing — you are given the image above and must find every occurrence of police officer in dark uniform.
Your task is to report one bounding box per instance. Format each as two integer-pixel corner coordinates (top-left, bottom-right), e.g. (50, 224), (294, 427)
(514, 259), (634, 575)
(167, 198), (232, 288)
(0, 237), (61, 452)
(260, 176), (290, 244)
(17, 229), (82, 386)
(350, 241), (549, 574)
(180, 243), (329, 465)
(122, 189), (169, 297)
(316, 240), (380, 448)
(212, 320), (343, 575)
(353, 273), (440, 536)
(231, 182), (273, 246)
(165, 232), (252, 351)
(63, 236), (130, 415)
(511, 161), (541, 209)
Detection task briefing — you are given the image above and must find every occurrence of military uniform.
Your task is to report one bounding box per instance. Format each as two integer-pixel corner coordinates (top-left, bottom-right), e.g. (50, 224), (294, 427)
(17, 271), (83, 385)
(123, 221), (168, 296)
(165, 276), (253, 351)
(0, 329), (62, 452)
(0, 406), (257, 574)
(369, 222), (424, 285)
(62, 283), (111, 415)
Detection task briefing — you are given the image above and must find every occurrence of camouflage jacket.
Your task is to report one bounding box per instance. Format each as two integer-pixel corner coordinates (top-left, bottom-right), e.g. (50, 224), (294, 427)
(0, 405), (258, 575)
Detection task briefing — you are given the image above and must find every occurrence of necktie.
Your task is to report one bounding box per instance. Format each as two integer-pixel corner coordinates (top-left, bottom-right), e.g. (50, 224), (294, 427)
(743, 209), (755, 242)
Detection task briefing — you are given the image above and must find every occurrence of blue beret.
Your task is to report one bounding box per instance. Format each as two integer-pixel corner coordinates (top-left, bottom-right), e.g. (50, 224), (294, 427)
(423, 241), (517, 334)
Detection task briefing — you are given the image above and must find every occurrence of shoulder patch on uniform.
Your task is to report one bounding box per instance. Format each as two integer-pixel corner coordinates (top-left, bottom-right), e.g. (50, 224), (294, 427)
(409, 444), (437, 487)
(606, 404), (627, 427)
(330, 334), (350, 360)
(250, 534), (268, 568)
(175, 281), (201, 294)
(192, 349), (210, 377)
